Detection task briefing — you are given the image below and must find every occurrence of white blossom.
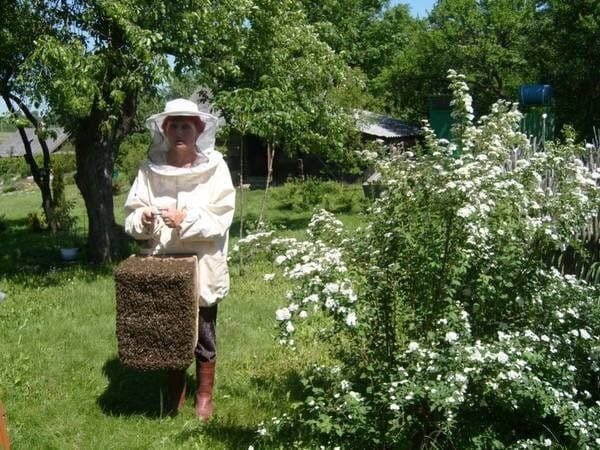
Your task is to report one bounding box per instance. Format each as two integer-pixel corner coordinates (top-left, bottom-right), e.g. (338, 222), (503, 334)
(496, 352), (509, 364)
(275, 308), (291, 321)
(345, 311), (357, 327)
(579, 329), (592, 340)
(348, 391), (362, 401)
(407, 342), (420, 352)
(457, 204), (477, 218)
(445, 331), (459, 344)
(285, 321), (295, 333)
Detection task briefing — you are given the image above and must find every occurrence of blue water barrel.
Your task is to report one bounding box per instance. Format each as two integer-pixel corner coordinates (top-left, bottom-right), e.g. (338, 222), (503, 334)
(519, 84), (553, 106)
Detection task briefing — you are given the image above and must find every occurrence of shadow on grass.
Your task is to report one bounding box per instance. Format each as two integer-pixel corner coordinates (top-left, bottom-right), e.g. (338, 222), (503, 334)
(0, 218), (63, 272)
(97, 357), (183, 418)
(175, 420), (259, 449)
(0, 217), (129, 287)
(250, 368), (306, 403)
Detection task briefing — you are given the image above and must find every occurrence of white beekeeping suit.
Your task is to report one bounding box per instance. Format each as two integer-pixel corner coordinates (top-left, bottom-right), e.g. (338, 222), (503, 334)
(124, 100), (235, 306)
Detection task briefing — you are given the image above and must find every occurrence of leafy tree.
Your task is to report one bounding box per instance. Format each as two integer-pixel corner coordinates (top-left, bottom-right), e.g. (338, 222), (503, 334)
(358, 3), (417, 79)
(0, 114), (17, 132)
(298, 1), (418, 113)
(377, 0), (537, 120)
(529, 0), (600, 137)
(21, 0), (246, 263)
(213, 0), (360, 227)
(0, 0), (62, 233)
(300, 0), (388, 67)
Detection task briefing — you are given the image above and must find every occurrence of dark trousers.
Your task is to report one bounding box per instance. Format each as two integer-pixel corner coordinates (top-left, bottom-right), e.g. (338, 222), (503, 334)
(195, 305), (217, 363)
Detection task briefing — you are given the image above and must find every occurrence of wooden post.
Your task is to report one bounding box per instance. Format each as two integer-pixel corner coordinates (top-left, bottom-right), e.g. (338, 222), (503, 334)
(0, 401), (9, 450)
(258, 141), (275, 227)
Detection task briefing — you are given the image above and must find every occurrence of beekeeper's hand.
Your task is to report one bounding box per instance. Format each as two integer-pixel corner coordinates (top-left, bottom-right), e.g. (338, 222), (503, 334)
(141, 207), (159, 228)
(159, 207), (186, 229)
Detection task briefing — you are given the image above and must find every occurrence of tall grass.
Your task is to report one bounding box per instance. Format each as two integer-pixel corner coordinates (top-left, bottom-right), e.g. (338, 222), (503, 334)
(0, 181), (364, 449)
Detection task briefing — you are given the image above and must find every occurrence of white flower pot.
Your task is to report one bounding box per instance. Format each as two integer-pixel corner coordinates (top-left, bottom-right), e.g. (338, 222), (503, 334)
(60, 247), (78, 261)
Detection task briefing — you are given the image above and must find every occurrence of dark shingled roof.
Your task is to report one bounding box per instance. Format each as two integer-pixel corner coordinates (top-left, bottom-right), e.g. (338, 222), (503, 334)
(0, 128), (69, 158)
(354, 110), (422, 139)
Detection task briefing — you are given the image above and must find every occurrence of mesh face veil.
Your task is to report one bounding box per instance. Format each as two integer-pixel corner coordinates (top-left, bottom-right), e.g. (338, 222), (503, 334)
(145, 98), (219, 159)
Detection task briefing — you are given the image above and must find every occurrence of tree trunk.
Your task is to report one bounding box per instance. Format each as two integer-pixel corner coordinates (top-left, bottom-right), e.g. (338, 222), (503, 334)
(74, 136), (121, 263)
(2, 94), (57, 233)
(73, 95), (135, 264)
(258, 141), (275, 228)
(70, 22), (140, 263)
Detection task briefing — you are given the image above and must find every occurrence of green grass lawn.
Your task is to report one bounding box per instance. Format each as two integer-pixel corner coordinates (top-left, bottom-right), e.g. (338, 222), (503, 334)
(0, 181), (365, 449)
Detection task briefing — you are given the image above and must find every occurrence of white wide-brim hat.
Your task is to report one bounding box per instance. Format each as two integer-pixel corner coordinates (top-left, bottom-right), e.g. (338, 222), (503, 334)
(146, 98), (219, 156)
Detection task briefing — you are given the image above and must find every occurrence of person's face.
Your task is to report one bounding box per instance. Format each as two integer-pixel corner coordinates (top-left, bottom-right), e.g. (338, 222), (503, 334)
(163, 116), (200, 151)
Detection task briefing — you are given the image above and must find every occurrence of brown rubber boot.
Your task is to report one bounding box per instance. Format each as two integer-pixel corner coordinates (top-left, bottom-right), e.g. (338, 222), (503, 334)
(166, 370), (187, 415)
(195, 361), (215, 420)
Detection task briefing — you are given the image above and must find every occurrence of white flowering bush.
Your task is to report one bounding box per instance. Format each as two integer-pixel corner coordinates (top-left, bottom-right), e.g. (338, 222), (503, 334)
(244, 71), (600, 449)
(232, 209), (359, 349)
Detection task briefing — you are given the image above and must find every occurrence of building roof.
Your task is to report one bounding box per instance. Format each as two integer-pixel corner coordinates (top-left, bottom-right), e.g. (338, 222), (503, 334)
(354, 109), (422, 139)
(0, 128), (69, 158)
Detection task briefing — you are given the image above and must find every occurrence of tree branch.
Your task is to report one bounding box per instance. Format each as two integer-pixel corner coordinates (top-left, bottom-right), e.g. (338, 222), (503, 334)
(7, 93), (52, 175)
(2, 95), (39, 178)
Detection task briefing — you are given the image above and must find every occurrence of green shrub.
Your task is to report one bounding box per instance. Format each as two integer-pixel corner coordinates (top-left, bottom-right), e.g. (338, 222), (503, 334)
(27, 211), (45, 232)
(273, 177), (362, 213)
(116, 133), (151, 183)
(0, 157), (28, 178)
(0, 151), (76, 180)
(111, 170), (129, 196)
(51, 151), (77, 175)
(49, 169), (76, 233)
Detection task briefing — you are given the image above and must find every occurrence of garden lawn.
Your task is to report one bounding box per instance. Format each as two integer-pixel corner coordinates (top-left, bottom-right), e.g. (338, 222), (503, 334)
(0, 182), (364, 449)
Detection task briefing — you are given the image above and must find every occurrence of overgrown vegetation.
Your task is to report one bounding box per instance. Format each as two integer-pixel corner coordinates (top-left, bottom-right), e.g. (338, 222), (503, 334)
(3, 0), (600, 447)
(0, 152), (75, 182)
(19, 167), (77, 238)
(115, 133), (152, 185)
(237, 73), (600, 449)
(272, 177), (364, 214)
(48, 168), (76, 234)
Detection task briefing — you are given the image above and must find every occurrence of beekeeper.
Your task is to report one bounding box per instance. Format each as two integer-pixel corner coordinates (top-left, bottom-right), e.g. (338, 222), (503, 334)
(124, 98), (235, 420)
